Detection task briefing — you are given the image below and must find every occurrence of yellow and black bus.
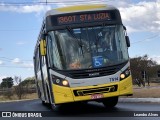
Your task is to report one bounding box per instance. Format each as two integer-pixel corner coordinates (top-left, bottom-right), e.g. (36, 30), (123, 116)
(33, 4), (133, 110)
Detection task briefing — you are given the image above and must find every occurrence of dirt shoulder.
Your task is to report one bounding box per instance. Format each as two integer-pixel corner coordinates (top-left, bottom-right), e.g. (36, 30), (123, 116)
(122, 83), (160, 98)
(0, 93), (38, 102)
(131, 87), (160, 98)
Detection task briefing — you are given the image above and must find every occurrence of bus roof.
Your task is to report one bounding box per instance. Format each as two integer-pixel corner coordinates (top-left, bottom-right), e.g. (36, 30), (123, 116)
(46, 4), (117, 17)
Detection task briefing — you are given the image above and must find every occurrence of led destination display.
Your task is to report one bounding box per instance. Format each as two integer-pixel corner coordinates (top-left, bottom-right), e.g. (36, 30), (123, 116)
(50, 11), (117, 26)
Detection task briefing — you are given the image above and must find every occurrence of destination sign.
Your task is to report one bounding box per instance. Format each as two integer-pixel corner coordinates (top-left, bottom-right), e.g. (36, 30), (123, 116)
(50, 11), (116, 26)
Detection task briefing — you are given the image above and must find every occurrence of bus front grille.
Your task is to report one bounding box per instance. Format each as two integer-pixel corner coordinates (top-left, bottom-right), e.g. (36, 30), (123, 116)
(73, 85), (118, 96)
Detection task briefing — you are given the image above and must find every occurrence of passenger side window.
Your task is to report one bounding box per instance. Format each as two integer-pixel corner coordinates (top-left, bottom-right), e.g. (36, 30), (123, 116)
(47, 35), (53, 67)
(47, 32), (62, 69)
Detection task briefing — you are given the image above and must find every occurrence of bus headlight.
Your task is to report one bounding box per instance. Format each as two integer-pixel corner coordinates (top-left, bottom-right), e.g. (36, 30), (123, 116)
(52, 75), (70, 87)
(120, 67), (131, 81)
(62, 80), (69, 86)
(120, 74), (125, 79)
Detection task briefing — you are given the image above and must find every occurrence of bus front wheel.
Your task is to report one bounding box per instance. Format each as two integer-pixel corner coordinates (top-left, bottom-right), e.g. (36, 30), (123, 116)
(51, 103), (60, 111)
(102, 96), (118, 108)
(42, 100), (45, 105)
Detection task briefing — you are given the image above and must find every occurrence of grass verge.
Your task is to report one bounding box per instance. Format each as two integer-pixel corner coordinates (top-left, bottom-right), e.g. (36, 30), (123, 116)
(0, 93), (38, 102)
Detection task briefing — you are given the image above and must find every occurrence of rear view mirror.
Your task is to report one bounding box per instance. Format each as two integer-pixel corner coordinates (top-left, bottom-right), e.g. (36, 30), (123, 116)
(125, 36), (130, 47)
(40, 40), (46, 56)
(40, 34), (46, 56)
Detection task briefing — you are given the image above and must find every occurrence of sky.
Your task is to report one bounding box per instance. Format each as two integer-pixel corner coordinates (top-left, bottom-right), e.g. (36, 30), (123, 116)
(0, 0), (160, 83)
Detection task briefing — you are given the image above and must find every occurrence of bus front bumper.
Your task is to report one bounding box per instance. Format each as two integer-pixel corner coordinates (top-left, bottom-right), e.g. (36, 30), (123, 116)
(52, 76), (133, 104)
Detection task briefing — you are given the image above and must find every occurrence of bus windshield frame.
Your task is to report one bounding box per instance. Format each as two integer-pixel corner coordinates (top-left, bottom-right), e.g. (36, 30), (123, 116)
(47, 25), (129, 70)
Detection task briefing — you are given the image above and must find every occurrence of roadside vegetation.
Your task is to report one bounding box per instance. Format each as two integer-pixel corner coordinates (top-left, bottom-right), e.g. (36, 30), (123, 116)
(0, 76), (38, 101)
(130, 54), (160, 87)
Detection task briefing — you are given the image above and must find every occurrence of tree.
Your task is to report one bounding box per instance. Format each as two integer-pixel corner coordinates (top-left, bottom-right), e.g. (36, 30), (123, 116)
(130, 54), (158, 86)
(19, 77), (36, 93)
(0, 77), (13, 99)
(0, 77), (13, 88)
(14, 76), (25, 99)
(19, 77), (35, 86)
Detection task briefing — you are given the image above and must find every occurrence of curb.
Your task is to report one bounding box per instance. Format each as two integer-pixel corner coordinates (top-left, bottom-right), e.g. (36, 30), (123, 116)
(0, 98), (38, 103)
(119, 98), (160, 103)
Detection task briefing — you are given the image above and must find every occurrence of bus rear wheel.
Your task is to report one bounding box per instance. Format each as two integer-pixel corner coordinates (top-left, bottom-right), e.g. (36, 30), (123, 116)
(102, 96), (118, 108)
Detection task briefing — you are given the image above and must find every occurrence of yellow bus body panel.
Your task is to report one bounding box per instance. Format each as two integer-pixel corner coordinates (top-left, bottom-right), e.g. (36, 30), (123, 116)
(52, 84), (74, 104)
(52, 77), (133, 104)
(119, 76), (133, 96)
(56, 4), (106, 12)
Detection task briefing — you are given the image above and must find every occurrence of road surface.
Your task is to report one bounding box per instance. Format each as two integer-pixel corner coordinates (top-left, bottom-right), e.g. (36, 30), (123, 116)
(0, 99), (160, 120)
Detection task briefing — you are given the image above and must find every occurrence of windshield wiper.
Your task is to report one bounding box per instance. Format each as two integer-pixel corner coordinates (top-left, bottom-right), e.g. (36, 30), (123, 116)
(66, 26), (84, 57)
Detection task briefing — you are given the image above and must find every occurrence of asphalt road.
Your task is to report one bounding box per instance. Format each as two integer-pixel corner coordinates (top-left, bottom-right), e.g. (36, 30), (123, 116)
(0, 99), (160, 120)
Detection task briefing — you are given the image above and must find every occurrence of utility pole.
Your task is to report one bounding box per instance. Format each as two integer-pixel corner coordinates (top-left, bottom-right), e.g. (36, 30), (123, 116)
(142, 70), (146, 87)
(144, 71), (146, 87)
(158, 70), (160, 77)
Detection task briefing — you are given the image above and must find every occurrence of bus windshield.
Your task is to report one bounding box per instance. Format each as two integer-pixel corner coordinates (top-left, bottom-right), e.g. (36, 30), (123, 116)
(48, 25), (129, 70)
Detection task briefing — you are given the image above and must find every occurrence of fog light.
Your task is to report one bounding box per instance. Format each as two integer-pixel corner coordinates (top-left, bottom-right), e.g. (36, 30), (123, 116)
(62, 80), (69, 86)
(125, 70), (130, 75)
(120, 74), (125, 79)
(55, 79), (60, 84)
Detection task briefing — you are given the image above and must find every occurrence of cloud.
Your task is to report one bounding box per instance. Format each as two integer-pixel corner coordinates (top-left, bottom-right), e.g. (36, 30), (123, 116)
(0, 60), (4, 65)
(118, 1), (160, 33)
(11, 58), (33, 68)
(12, 58), (23, 64)
(0, 48), (2, 51)
(22, 63), (34, 68)
(16, 41), (26, 45)
(0, 4), (51, 13)
(125, 26), (140, 33)
(151, 56), (160, 64)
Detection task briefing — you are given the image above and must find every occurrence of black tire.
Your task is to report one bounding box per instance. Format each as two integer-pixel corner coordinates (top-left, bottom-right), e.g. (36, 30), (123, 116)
(42, 100), (47, 105)
(102, 96), (118, 108)
(51, 103), (71, 111)
(51, 103), (61, 111)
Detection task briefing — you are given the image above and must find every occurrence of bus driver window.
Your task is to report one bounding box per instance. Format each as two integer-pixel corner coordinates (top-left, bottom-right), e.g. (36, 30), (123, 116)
(103, 31), (114, 51)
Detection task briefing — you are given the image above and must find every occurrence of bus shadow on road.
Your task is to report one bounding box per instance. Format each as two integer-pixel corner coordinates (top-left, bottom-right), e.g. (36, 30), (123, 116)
(51, 102), (129, 117)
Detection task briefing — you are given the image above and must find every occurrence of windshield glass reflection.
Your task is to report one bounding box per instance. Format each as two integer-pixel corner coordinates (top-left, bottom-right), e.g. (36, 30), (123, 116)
(49, 25), (129, 70)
